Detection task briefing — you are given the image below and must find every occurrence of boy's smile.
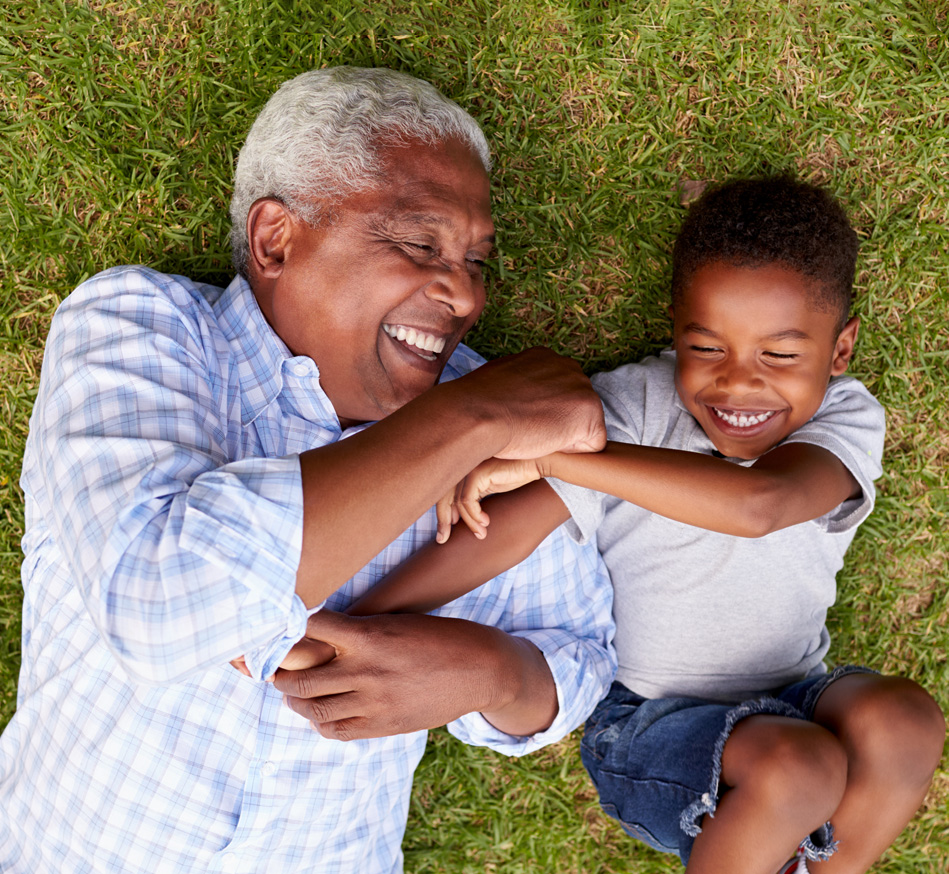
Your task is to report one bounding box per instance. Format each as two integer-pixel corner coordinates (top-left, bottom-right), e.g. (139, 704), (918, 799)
(672, 261), (859, 460)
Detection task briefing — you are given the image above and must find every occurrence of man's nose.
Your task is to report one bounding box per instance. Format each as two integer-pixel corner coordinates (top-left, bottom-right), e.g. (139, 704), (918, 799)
(425, 261), (482, 318)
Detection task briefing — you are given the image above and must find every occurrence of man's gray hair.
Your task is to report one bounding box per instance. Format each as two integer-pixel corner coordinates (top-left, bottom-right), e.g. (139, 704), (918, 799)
(229, 66), (492, 276)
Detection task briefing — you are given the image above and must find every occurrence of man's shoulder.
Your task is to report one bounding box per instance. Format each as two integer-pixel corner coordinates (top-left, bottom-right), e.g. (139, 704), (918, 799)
(61, 266), (225, 323)
(439, 343), (486, 382)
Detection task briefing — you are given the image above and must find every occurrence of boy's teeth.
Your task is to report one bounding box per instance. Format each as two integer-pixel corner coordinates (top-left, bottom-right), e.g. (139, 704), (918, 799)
(383, 324), (446, 357)
(714, 407), (776, 428)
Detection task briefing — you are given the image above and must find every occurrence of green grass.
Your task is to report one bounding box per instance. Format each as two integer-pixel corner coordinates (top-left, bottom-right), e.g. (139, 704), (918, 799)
(2, 0), (947, 870)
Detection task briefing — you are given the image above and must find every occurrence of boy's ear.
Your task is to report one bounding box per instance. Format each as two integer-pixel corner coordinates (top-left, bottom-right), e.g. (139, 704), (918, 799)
(667, 305), (676, 347)
(247, 198), (295, 279)
(830, 316), (860, 375)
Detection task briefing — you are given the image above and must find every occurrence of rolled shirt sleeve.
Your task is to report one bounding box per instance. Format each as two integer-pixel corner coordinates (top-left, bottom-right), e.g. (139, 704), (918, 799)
(443, 523), (617, 754)
(22, 268), (308, 683)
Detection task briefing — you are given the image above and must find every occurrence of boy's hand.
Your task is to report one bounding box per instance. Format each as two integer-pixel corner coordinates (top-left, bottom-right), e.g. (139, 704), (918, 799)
(435, 457), (548, 543)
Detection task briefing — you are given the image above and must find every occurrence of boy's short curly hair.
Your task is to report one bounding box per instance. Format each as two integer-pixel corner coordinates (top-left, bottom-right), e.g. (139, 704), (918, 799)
(671, 176), (858, 329)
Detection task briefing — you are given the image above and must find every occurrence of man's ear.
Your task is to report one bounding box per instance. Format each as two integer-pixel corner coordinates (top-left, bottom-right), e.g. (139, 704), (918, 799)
(247, 199), (294, 279)
(831, 316), (860, 375)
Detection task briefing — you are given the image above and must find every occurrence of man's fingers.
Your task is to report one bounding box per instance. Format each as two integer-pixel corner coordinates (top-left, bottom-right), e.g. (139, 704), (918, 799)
(283, 695), (418, 741)
(278, 638), (336, 672)
(302, 608), (361, 647)
(273, 658), (349, 699)
(315, 717), (372, 742)
(283, 690), (359, 729)
(560, 431), (607, 454)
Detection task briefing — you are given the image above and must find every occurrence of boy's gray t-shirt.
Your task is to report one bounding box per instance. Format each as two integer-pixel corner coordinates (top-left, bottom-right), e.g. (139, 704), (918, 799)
(550, 349), (885, 703)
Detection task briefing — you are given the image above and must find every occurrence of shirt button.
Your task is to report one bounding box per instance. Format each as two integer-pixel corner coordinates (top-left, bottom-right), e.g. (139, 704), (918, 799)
(292, 362), (310, 377)
(260, 761), (277, 777)
(220, 854), (238, 872)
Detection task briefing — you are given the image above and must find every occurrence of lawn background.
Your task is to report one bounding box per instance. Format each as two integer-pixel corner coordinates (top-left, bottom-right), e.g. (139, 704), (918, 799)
(1, 0), (946, 871)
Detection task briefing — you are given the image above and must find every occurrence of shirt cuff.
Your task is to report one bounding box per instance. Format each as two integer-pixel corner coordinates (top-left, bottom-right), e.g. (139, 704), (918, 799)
(447, 628), (615, 756)
(241, 594), (319, 680)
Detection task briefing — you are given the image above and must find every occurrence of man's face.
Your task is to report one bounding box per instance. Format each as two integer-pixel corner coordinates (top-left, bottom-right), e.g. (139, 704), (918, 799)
(266, 137), (494, 427)
(672, 261), (856, 459)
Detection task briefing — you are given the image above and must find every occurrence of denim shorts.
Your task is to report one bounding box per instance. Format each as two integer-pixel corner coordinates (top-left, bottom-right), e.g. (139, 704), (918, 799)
(580, 666), (873, 865)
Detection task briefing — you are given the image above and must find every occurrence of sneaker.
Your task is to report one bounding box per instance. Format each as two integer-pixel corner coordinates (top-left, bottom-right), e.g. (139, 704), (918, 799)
(777, 855), (808, 874)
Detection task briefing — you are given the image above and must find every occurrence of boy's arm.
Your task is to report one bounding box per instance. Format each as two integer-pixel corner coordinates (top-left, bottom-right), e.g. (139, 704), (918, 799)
(547, 441), (859, 537)
(455, 440), (859, 540)
(269, 482), (568, 673)
(347, 480), (569, 616)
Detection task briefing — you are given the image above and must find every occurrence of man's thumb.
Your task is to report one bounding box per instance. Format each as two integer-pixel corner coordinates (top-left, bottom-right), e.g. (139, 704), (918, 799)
(304, 608), (353, 643)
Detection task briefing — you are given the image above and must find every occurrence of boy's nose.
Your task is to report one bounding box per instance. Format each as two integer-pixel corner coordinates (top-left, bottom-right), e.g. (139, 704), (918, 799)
(716, 359), (764, 393)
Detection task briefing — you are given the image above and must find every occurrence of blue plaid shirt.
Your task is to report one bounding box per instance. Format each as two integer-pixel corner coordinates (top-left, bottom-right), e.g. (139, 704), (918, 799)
(0, 266), (615, 873)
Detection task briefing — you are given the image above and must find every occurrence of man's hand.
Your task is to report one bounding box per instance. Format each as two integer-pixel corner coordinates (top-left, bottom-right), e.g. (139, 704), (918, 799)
(272, 610), (556, 740)
(278, 637), (337, 671)
(435, 456), (549, 543)
(228, 638), (336, 679)
(449, 347), (605, 460)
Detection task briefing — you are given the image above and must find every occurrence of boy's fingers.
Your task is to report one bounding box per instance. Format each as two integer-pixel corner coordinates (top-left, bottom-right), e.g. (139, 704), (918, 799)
(435, 490), (455, 544)
(229, 656), (252, 677)
(457, 499), (489, 539)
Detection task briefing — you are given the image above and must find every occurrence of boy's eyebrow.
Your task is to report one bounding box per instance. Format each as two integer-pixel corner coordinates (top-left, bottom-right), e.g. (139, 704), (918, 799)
(681, 323), (718, 337)
(682, 324), (813, 342)
(762, 329), (813, 342)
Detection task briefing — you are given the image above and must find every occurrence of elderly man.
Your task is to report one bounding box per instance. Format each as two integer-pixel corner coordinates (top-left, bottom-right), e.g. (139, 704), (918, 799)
(0, 68), (615, 872)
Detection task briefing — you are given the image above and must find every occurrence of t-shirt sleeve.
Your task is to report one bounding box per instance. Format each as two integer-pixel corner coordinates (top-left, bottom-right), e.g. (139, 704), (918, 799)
(782, 377), (885, 534)
(548, 363), (649, 544)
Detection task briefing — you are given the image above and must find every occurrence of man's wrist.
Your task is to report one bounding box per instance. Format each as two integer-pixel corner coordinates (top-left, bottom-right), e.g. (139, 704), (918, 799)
(430, 377), (513, 461)
(478, 630), (557, 736)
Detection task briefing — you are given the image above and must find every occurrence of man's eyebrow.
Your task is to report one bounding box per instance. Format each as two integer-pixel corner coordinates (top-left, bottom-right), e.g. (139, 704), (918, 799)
(378, 211), (495, 244)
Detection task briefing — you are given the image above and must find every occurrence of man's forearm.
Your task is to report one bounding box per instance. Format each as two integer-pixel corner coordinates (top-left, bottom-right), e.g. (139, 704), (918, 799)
(296, 379), (506, 607)
(294, 347), (605, 608)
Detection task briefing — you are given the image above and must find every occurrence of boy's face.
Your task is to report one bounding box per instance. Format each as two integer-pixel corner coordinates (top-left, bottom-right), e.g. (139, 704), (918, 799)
(672, 261), (859, 460)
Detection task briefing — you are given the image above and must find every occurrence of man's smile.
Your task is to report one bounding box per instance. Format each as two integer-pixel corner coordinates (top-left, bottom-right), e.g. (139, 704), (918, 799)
(383, 322), (448, 361)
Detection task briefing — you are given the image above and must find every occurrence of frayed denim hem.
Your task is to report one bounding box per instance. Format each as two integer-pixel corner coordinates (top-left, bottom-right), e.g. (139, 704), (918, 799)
(802, 821), (838, 861)
(679, 697), (804, 839)
(800, 664), (876, 719)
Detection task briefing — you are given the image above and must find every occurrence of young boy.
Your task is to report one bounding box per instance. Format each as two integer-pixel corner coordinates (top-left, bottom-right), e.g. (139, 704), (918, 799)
(280, 177), (945, 874)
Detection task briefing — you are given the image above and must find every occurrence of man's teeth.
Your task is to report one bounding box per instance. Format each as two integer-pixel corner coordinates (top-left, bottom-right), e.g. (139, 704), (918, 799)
(714, 408), (776, 428)
(382, 324), (446, 356)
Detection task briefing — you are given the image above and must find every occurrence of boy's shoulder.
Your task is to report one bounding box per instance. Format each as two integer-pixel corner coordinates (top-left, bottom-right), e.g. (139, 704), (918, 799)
(591, 348), (676, 400)
(783, 374), (885, 533)
(590, 349), (694, 449)
(791, 374), (884, 442)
